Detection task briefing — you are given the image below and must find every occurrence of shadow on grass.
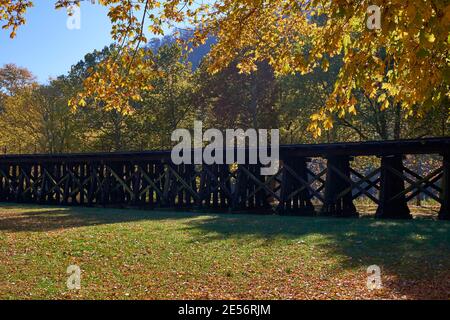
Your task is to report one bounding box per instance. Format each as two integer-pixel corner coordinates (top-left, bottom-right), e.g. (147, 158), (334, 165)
(183, 214), (450, 299)
(0, 203), (199, 232)
(0, 203), (449, 299)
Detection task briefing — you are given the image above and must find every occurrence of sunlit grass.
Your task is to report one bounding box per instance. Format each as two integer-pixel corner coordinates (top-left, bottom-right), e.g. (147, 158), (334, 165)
(0, 203), (448, 300)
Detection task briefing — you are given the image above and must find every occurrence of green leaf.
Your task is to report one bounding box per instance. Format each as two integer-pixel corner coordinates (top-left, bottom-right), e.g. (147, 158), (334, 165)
(416, 48), (429, 58)
(443, 66), (450, 84)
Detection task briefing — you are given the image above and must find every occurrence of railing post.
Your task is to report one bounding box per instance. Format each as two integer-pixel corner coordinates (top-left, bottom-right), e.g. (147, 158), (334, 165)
(219, 164), (231, 209)
(439, 153), (450, 220)
(230, 165), (241, 211)
(321, 156), (358, 217)
(0, 164), (4, 202)
(376, 155), (412, 219)
(16, 163), (25, 203)
(11, 164), (18, 202)
(87, 162), (96, 206)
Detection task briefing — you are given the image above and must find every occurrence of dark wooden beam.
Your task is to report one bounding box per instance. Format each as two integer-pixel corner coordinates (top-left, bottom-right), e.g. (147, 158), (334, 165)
(375, 155), (412, 219)
(439, 153), (450, 220)
(321, 156), (358, 217)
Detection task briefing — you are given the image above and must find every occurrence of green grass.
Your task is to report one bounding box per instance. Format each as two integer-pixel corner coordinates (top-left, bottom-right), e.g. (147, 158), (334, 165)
(0, 203), (449, 300)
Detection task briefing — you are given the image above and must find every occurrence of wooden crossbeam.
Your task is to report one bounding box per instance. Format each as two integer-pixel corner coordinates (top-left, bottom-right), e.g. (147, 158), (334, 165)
(137, 164), (166, 200)
(239, 166), (280, 201)
(105, 165), (134, 199)
(284, 165), (325, 203)
(65, 167), (91, 199)
(202, 165), (233, 199)
(245, 172), (279, 202)
(387, 165), (443, 203)
(166, 165), (200, 201)
(403, 166), (443, 193)
(405, 172), (443, 202)
(335, 168), (381, 204)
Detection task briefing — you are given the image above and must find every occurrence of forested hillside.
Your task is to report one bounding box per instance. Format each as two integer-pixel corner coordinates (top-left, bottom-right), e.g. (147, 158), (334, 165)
(0, 32), (448, 154)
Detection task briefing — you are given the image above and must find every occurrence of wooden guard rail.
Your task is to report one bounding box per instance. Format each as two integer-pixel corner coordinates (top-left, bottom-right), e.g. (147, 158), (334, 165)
(0, 137), (449, 220)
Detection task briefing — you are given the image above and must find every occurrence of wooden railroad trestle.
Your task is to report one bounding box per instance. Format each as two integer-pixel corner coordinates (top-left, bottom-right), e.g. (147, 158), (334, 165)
(0, 138), (449, 220)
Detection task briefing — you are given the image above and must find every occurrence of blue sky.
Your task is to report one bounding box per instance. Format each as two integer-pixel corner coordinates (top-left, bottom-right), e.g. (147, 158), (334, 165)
(0, 2), (113, 83)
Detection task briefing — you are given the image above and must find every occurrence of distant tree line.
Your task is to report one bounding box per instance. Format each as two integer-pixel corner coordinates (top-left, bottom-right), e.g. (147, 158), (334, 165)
(0, 38), (448, 155)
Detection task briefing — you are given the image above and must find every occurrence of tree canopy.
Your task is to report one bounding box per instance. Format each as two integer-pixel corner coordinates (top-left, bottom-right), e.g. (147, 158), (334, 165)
(1, 0), (449, 136)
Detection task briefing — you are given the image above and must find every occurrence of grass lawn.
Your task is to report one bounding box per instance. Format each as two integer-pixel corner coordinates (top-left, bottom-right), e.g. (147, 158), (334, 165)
(0, 203), (449, 300)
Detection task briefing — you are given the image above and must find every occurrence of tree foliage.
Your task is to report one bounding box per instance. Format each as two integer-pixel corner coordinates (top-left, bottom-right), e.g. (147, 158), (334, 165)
(1, 1), (448, 135)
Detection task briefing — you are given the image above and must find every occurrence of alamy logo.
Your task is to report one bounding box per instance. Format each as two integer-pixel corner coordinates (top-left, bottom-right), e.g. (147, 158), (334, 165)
(366, 265), (382, 290)
(171, 121), (280, 175)
(366, 5), (381, 30)
(66, 5), (81, 30)
(66, 265), (81, 290)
